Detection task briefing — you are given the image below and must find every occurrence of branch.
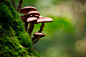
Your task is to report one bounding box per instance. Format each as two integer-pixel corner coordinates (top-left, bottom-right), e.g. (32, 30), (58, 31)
(17, 0), (23, 12)
(12, 0), (16, 10)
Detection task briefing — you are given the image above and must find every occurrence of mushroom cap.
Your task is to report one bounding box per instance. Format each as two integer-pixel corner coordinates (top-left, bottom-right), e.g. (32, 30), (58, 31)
(37, 17), (53, 23)
(33, 32), (45, 37)
(27, 11), (40, 17)
(27, 17), (38, 22)
(20, 6), (37, 14)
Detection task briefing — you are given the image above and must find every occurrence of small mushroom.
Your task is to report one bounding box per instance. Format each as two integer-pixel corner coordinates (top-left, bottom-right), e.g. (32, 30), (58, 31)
(27, 11), (40, 18)
(27, 17), (38, 36)
(20, 6), (37, 31)
(37, 17), (53, 32)
(32, 32), (45, 44)
(27, 11), (40, 36)
(20, 7), (40, 32)
(20, 6), (37, 14)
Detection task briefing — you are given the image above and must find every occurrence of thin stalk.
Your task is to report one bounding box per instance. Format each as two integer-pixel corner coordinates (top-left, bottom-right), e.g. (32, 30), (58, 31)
(38, 22), (45, 32)
(25, 14), (29, 31)
(32, 36), (40, 44)
(17, 0), (23, 12)
(12, 0), (16, 10)
(32, 37), (38, 44)
(33, 39), (38, 44)
(32, 23), (45, 44)
(28, 22), (34, 36)
(32, 37), (36, 42)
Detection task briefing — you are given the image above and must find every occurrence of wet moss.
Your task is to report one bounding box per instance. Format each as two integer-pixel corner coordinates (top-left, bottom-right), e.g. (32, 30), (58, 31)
(0, 0), (41, 57)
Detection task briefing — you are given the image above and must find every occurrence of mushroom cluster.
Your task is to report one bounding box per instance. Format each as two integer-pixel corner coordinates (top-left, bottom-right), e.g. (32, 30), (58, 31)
(20, 6), (53, 44)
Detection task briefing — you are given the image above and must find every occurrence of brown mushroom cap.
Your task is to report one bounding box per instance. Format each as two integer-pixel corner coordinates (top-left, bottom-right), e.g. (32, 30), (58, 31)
(20, 6), (37, 14)
(27, 11), (40, 17)
(27, 17), (38, 22)
(37, 17), (53, 23)
(33, 32), (45, 37)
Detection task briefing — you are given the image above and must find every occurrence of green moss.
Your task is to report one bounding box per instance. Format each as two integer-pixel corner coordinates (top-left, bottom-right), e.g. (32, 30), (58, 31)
(0, 0), (41, 57)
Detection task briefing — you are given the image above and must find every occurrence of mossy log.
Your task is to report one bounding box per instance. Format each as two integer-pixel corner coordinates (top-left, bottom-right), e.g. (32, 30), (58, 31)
(0, 0), (41, 57)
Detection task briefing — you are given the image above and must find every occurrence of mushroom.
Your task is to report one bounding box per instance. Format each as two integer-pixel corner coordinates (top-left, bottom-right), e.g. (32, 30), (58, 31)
(27, 17), (38, 36)
(20, 6), (37, 31)
(27, 11), (40, 36)
(32, 32), (45, 44)
(20, 6), (37, 14)
(27, 11), (40, 18)
(37, 17), (53, 32)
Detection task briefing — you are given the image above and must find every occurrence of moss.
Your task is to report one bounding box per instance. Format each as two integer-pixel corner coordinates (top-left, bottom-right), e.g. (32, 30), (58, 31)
(0, 0), (41, 57)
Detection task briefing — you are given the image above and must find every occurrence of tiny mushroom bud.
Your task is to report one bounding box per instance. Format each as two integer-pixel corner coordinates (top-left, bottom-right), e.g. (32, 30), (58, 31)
(37, 17), (53, 32)
(32, 32), (45, 44)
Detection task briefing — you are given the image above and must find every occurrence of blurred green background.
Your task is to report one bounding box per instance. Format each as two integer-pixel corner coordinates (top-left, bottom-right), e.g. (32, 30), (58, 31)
(7, 0), (86, 57)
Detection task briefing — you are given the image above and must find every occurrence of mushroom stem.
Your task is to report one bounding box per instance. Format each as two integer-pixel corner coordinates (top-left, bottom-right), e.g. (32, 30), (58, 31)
(38, 22), (45, 32)
(33, 39), (38, 44)
(12, 0), (16, 10)
(32, 37), (36, 42)
(17, 0), (23, 12)
(28, 22), (34, 36)
(25, 22), (28, 31)
(32, 36), (40, 44)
